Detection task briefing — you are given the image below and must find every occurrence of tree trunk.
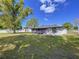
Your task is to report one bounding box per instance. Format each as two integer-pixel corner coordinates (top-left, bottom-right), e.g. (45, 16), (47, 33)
(13, 25), (16, 33)
(13, 28), (16, 33)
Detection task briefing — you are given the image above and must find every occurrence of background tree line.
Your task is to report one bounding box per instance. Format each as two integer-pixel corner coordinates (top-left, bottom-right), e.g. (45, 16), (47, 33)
(63, 19), (79, 30)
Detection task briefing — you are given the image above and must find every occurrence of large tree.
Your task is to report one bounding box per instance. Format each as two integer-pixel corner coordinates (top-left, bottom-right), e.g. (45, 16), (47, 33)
(0, 0), (32, 33)
(26, 18), (38, 28)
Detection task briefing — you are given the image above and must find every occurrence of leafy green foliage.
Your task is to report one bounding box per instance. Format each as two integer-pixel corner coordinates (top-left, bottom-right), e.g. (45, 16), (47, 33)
(63, 22), (73, 30)
(0, 0), (32, 33)
(0, 20), (5, 29)
(26, 18), (39, 28)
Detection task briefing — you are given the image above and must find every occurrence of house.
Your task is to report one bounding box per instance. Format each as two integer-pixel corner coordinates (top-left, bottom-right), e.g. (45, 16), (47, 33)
(26, 25), (67, 35)
(0, 25), (67, 35)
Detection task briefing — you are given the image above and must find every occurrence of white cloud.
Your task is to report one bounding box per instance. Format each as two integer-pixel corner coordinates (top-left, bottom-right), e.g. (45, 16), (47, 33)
(40, 0), (46, 3)
(40, 4), (56, 13)
(46, 0), (52, 3)
(54, 0), (66, 3)
(40, 0), (52, 3)
(45, 5), (56, 13)
(40, 4), (46, 10)
(40, 0), (66, 13)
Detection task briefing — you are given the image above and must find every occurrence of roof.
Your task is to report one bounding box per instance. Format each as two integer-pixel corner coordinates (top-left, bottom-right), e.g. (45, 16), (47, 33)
(26, 25), (63, 29)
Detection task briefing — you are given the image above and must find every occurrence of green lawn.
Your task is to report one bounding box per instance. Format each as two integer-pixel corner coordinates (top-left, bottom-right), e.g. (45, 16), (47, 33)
(0, 34), (79, 59)
(0, 32), (34, 38)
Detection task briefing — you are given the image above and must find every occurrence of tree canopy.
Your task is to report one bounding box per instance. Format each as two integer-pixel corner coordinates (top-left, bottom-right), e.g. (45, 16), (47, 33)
(0, 0), (32, 33)
(26, 18), (39, 28)
(63, 22), (73, 30)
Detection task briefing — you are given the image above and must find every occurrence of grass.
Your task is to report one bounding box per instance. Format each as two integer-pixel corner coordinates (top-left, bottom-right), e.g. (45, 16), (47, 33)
(0, 34), (79, 59)
(0, 32), (33, 38)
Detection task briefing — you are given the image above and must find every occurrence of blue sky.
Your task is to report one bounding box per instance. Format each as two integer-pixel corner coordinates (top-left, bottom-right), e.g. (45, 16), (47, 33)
(22, 0), (79, 27)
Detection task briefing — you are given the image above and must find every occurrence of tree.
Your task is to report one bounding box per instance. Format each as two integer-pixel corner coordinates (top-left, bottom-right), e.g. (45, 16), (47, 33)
(16, 21), (22, 30)
(0, 0), (32, 33)
(0, 20), (5, 29)
(74, 19), (79, 30)
(26, 18), (38, 28)
(74, 26), (78, 30)
(63, 22), (73, 30)
(0, 24), (3, 29)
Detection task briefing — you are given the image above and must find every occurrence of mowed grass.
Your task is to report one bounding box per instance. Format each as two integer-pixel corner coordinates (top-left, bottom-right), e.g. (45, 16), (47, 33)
(0, 34), (79, 59)
(0, 32), (34, 38)
(0, 33), (20, 38)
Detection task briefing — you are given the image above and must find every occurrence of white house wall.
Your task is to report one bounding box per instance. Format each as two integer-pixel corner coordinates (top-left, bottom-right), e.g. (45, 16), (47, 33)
(0, 29), (13, 33)
(54, 29), (67, 35)
(43, 29), (67, 35)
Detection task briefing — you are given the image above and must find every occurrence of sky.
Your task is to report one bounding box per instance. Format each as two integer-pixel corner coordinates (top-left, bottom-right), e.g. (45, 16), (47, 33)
(22, 0), (79, 27)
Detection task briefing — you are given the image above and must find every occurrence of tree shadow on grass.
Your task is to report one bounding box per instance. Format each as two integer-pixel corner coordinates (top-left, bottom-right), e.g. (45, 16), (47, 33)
(0, 35), (79, 59)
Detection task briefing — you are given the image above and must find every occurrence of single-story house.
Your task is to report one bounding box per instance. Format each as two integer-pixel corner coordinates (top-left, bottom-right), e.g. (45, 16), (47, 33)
(26, 25), (67, 35)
